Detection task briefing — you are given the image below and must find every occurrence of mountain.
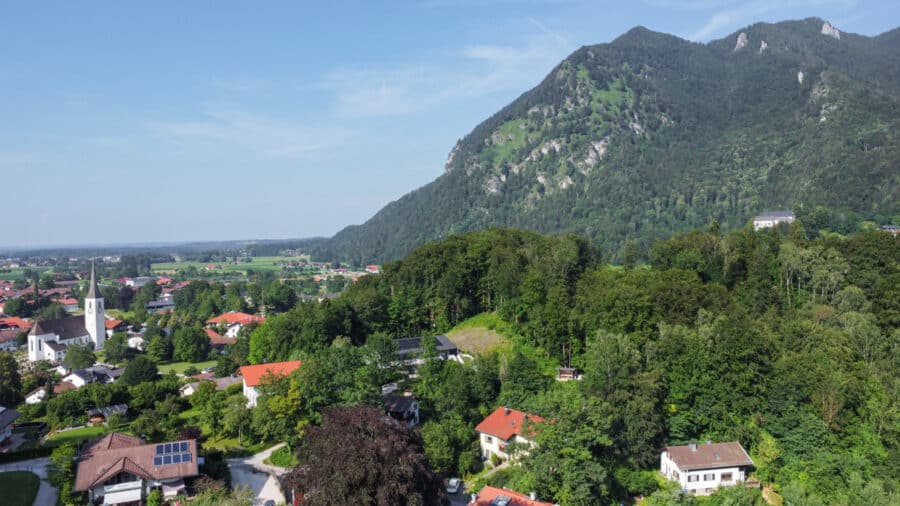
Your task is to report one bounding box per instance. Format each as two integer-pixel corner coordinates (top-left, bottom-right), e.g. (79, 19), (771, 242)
(314, 18), (900, 264)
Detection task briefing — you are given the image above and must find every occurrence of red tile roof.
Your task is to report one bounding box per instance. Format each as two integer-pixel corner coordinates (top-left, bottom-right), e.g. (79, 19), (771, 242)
(474, 486), (555, 506)
(0, 316), (32, 330)
(54, 381), (77, 394)
(207, 311), (265, 326)
(475, 407), (545, 441)
(239, 360), (302, 387)
(205, 328), (236, 346)
(105, 319), (124, 330)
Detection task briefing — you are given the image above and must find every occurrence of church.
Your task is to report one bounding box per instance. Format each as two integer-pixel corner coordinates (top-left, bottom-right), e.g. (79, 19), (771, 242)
(28, 262), (106, 363)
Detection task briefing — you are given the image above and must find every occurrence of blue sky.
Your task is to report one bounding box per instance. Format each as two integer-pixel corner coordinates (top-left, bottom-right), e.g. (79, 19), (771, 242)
(2, 0), (897, 248)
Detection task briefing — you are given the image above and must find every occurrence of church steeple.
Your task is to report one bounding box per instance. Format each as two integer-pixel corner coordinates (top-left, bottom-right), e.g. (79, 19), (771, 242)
(84, 259), (106, 350)
(86, 260), (101, 299)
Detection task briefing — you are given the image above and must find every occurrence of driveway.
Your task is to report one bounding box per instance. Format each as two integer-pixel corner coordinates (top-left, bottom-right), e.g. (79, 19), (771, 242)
(0, 457), (59, 506)
(228, 444), (288, 505)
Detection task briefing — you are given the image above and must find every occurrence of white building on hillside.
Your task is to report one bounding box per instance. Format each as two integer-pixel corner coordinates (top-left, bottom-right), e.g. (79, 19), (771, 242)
(752, 210), (795, 230)
(660, 441), (756, 495)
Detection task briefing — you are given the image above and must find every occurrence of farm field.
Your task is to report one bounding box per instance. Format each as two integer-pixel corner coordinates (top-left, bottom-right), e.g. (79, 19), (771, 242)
(0, 266), (53, 281)
(151, 256), (299, 275)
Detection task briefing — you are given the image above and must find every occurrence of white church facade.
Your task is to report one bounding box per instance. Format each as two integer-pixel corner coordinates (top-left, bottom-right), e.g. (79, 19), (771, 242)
(28, 262), (106, 362)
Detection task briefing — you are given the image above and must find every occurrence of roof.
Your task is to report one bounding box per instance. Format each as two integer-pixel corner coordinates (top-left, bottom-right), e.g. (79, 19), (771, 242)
(205, 328), (236, 346)
(30, 316), (89, 340)
(0, 316), (32, 330)
(0, 406), (21, 428)
(395, 335), (458, 356)
(474, 486), (555, 506)
(57, 297), (79, 306)
(86, 404), (128, 418)
(382, 393), (417, 414)
(207, 311), (265, 326)
(754, 210), (795, 220)
(44, 341), (67, 352)
(54, 381), (77, 394)
(239, 360), (302, 387)
(475, 407), (545, 441)
(664, 442), (754, 471)
(105, 319), (124, 330)
(74, 433), (198, 492)
(85, 260), (101, 300)
(0, 328), (20, 344)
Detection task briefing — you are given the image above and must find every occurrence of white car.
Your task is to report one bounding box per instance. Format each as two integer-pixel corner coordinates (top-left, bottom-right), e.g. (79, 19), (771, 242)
(446, 477), (461, 494)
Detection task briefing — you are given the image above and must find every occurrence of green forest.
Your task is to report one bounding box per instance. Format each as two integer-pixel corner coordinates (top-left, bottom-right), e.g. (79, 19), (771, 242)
(314, 18), (900, 264)
(237, 225), (898, 505)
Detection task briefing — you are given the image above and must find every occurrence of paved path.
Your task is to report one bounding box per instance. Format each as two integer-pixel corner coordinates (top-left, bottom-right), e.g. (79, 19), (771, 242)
(228, 443), (288, 505)
(0, 457), (59, 506)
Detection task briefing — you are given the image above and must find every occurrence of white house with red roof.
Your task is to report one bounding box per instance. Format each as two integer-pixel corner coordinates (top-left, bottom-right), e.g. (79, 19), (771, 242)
(660, 441), (755, 495)
(239, 360), (302, 407)
(206, 311), (265, 337)
(475, 406), (545, 462)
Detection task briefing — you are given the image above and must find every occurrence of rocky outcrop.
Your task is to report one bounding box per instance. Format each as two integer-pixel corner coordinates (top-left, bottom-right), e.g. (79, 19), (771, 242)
(734, 32), (748, 51)
(821, 22), (841, 40)
(759, 40), (768, 54)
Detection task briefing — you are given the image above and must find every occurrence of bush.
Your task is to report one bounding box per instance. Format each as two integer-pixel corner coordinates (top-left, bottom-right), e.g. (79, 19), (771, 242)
(265, 445), (297, 468)
(490, 453), (501, 468)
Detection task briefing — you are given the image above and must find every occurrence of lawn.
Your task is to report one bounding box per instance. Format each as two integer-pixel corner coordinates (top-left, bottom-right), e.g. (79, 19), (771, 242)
(157, 360), (217, 374)
(0, 471), (40, 506)
(0, 266), (52, 281)
(46, 425), (108, 447)
(446, 313), (512, 354)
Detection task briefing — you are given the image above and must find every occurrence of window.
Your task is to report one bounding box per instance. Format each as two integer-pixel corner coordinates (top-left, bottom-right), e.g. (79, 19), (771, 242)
(485, 436), (493, 444)
(703, 473), (715, 481)
(721, 472), (733, 482)
(687, 474), (699, 483)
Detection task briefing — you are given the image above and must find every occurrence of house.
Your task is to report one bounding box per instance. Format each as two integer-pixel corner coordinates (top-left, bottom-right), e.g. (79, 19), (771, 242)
(57, 298), (80, 313)
(555, 367), (582, 382)
(124, 277), (152, 288)
(0, 406), (21, 443)
(365, 265), (380, 274)
(752, 210), (795, 230)
(25, 386), (48, 404)
(146, 299), (175, 313)
(471, 486), (555, 506)
(73, 433), (199, 505)
(394, 335), (459, 360)
(86, 404), (128, 426)
(660, 441), (755, 495)
(28, 261), (106, 362)
(180, 376), (242, 397)
(880, 224), (900, 237)
(0, 328), (20, 351)
(239, 360), (302, 407)
(475, 407), (545, 461)
(63, 365), (124, 389)
(205, 328), (236, 349)
(381, 383), (419, 428)
(104, 319), (128, 337)
(206, 311), (265, 337)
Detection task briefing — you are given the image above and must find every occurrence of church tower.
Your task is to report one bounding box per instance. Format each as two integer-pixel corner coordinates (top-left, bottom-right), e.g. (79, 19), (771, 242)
(84, 260), (106, 350)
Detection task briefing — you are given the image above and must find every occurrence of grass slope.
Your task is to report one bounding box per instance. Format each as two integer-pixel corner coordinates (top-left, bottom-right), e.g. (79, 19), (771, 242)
(0, 471), (40, 506)
(446, 313), (512, 355)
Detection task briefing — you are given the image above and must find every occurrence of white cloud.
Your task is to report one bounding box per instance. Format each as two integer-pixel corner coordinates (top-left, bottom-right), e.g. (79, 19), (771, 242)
(324, 27), (572, 118)
(148, 106), (346, 158)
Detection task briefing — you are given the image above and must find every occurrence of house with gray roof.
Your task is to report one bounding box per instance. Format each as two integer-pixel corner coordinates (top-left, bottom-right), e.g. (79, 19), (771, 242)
(0, 405), (21, 443)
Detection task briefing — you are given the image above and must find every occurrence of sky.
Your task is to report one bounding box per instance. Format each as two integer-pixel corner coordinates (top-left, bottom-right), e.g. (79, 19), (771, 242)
(2, 0), (897, 248)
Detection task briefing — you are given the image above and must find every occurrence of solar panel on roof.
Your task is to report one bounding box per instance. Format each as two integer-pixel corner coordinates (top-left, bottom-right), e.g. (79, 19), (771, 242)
(163, 455), (172, 465)
(155, 445), (164, 455)
(180, 441), (189, 452)
(154, 456), (162, 466)
(182, 453), (191, 463)
(172, 454), (181, 464)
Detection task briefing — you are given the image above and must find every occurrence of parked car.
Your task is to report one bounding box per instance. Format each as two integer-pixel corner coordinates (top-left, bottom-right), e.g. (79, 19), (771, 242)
(446, 477), (461, 494)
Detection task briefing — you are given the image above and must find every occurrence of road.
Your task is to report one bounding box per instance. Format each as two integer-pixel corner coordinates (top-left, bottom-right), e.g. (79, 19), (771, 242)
(227, 443), (288, 505)
(0, 457), (59, 506)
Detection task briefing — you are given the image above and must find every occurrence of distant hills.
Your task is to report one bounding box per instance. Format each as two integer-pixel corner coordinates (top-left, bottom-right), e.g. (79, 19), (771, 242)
(309, 18), (900, 264)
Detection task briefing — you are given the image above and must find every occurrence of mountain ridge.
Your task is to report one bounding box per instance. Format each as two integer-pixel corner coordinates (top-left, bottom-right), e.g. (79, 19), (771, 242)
(311, 18), (900, 264)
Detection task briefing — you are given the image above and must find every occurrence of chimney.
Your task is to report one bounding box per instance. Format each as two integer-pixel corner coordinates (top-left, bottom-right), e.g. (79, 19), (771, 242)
(504, 406), (510, 415)
(714, 452), (720, 461)
(706, 439), (712, 445)
(469, 493), (477, 504)
(529, 492), (537, 500)
(689, 442), (697, 452)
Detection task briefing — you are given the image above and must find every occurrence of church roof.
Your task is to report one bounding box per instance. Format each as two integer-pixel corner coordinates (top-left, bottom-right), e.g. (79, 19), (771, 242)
(85, 260), (101, 300)
(31, 316), (89, 340)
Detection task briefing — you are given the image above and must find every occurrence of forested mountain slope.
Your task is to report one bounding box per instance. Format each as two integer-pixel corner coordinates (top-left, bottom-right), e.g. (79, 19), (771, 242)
(315, 18), (900, 263)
